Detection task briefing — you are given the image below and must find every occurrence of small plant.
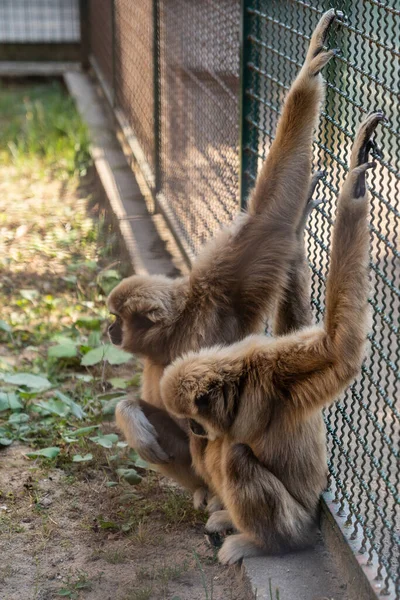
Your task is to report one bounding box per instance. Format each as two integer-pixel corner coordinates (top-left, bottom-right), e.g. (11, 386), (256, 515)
(58, 571), (92, 599)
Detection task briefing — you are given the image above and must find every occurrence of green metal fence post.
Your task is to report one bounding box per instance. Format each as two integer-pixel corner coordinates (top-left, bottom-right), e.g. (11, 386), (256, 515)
(153, 0), (162, 196)
(79, 0), (90, 70)
(239, 0), (253, 210)
(111, 0), (116, 108)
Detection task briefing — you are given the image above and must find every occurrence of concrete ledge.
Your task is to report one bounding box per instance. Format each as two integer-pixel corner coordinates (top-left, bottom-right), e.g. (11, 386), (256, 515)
(64, 71), (177, 278)
(0, 61), (81, 77)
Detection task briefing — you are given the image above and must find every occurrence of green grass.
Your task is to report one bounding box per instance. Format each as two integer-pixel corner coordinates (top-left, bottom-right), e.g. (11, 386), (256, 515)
(0, 80), (90, 178)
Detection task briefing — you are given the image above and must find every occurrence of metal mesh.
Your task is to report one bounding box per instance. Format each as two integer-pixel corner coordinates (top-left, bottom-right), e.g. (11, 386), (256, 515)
(0, 0), (80, 43)
(241, 1), (399, 595)
(89, 0), (113, 90)
(114, 0), (155, 174)
(157, 0), (241, 255)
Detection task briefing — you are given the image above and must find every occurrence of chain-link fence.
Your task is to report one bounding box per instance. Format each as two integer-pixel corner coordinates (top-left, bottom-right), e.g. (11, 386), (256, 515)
(0, 0), (81, 62)
(240, 2), (399, 596)
(6, 0), (392, 596)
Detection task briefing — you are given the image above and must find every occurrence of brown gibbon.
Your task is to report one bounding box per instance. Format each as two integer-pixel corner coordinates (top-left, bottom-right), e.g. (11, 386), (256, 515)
(108, 10), (341, 509)
(160, 111), (385, 564)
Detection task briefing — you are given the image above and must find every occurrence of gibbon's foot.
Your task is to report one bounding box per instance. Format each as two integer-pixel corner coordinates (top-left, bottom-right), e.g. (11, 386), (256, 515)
(193, 486), (209, 510)
(115, 398), (171, 464)
(297, 170), (328, 233)
(350, 111), (386, 198)
(218, 533), (265, 565)
(305, 9), (343, 77)
(205, 510), (235, 534)
(207, 494), (223, 514)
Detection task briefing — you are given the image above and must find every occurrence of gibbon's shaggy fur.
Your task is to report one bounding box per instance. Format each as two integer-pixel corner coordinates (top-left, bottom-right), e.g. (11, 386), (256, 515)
(108, 10), (340, 505)
(161, 111), (384, 564)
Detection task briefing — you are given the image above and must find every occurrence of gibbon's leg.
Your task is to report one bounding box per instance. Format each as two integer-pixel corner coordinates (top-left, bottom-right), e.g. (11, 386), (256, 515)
(218, 444), (317, 564)
(116, 398), (205, 494)
(247, 9), (341, 219)
(161, 112), (383, 433)
(273, 170), (326, 336)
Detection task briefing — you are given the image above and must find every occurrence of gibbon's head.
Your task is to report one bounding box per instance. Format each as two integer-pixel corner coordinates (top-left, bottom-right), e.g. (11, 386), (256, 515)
(107, 274), (188, 364)
(160, 348), (246, 441)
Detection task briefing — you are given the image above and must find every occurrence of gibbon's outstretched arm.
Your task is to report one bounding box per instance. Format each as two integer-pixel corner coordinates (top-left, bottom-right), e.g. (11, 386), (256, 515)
(161, 112), (383, 436)
(190, 11), (338, 329)
(247, 9), (341, 219)
(273, 170), (326, 335)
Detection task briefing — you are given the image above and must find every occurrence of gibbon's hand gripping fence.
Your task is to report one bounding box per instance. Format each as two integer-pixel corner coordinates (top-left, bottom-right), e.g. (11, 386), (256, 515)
(9, 0), (392, 596)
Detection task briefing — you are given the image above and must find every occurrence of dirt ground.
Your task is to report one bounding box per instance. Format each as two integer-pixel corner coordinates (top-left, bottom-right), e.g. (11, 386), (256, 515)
(0, 443), (253, 600)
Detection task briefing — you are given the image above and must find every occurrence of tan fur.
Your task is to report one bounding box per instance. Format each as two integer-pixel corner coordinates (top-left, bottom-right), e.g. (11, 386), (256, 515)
(108, 10), (338, 504)
(161, 111), (383, 563)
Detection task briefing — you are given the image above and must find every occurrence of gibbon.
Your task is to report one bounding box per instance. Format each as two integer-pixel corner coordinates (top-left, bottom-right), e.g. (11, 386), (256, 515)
(108, 10), (340, 507)
(160, 111), (384, 564)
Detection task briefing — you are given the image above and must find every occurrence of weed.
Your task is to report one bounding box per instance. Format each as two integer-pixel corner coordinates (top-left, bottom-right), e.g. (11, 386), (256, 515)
(123, 586), (153, 600)
(103, 548), (128, 564)
(58, 570), (92, 599)
(193, 551), (213, 600)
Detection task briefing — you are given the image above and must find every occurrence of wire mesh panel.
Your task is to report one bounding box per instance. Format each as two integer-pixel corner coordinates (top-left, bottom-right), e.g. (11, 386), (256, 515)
(89, 0), (113, 91)
(0, 0), (80, 43)
(113, 0), (155, 174)
(241, 1), (399, 595)
(158, 0), (241, 255)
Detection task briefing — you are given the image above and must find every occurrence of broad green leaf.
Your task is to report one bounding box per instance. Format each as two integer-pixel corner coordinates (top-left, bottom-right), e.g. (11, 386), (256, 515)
(0, 437), (13, 446)
(80, 346), (106, 366)
(36, 399), (70, 417)
(81, 344), (132, 367)
(0, 320), (12, 333)
(8, 412), (30, 424)
(75, 316), (102, 330)
(127, 373), (141, 387)
(116, 468), (142, 485)
(106, 481), (118, 487)
(65, 425), (99, 438)
(48, 343), (77, 359)
(26, 447), (60, 459)
(99, 269), (120, 280)
(54, 390), (85, 419)
(72, 453), (93, 462)
(101, 396), (126, 417)
(134, 457), (150, 470)
(71, 373), (93, 382)
(88, 330), (101, 347)
(1, 373), (51, 389)
(108, 377), (129, 389)
(89, 433), (119, 448)
(0, 391), (23, 412)
(103, 345), (132, 365)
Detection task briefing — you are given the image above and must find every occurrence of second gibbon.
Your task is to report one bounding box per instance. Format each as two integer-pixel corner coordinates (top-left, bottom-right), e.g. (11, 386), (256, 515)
(108, 10), (341, 509)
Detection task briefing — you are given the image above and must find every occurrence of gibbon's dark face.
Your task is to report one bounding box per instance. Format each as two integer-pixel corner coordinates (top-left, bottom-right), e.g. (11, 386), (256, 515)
(189, 418), (208, 438)
(108, 314), (123, 346)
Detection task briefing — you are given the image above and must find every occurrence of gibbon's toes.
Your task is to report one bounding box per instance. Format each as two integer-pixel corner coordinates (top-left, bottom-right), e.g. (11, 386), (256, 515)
(193, 486), (209, 510)
(306, 8), (344, 76)
(354, 110), (386, 167)
(207, 494), (224, 514)
(218, 534), (264, 565)
(350, 111), (385, 198)
(205, 510), (234, 533)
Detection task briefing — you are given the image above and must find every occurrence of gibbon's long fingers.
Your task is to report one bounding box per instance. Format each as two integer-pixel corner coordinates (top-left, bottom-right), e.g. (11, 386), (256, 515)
(248, 9), (339, 222)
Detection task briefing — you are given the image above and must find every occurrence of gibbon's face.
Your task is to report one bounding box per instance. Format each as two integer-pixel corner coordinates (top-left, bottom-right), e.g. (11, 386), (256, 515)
(107, 274), (183, 363)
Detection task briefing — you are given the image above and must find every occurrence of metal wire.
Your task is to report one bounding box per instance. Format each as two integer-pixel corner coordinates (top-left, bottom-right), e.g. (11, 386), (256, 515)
(89, 0), (113, 90)
(0, 0), (80, 43)
(241, 1), (399, 595)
